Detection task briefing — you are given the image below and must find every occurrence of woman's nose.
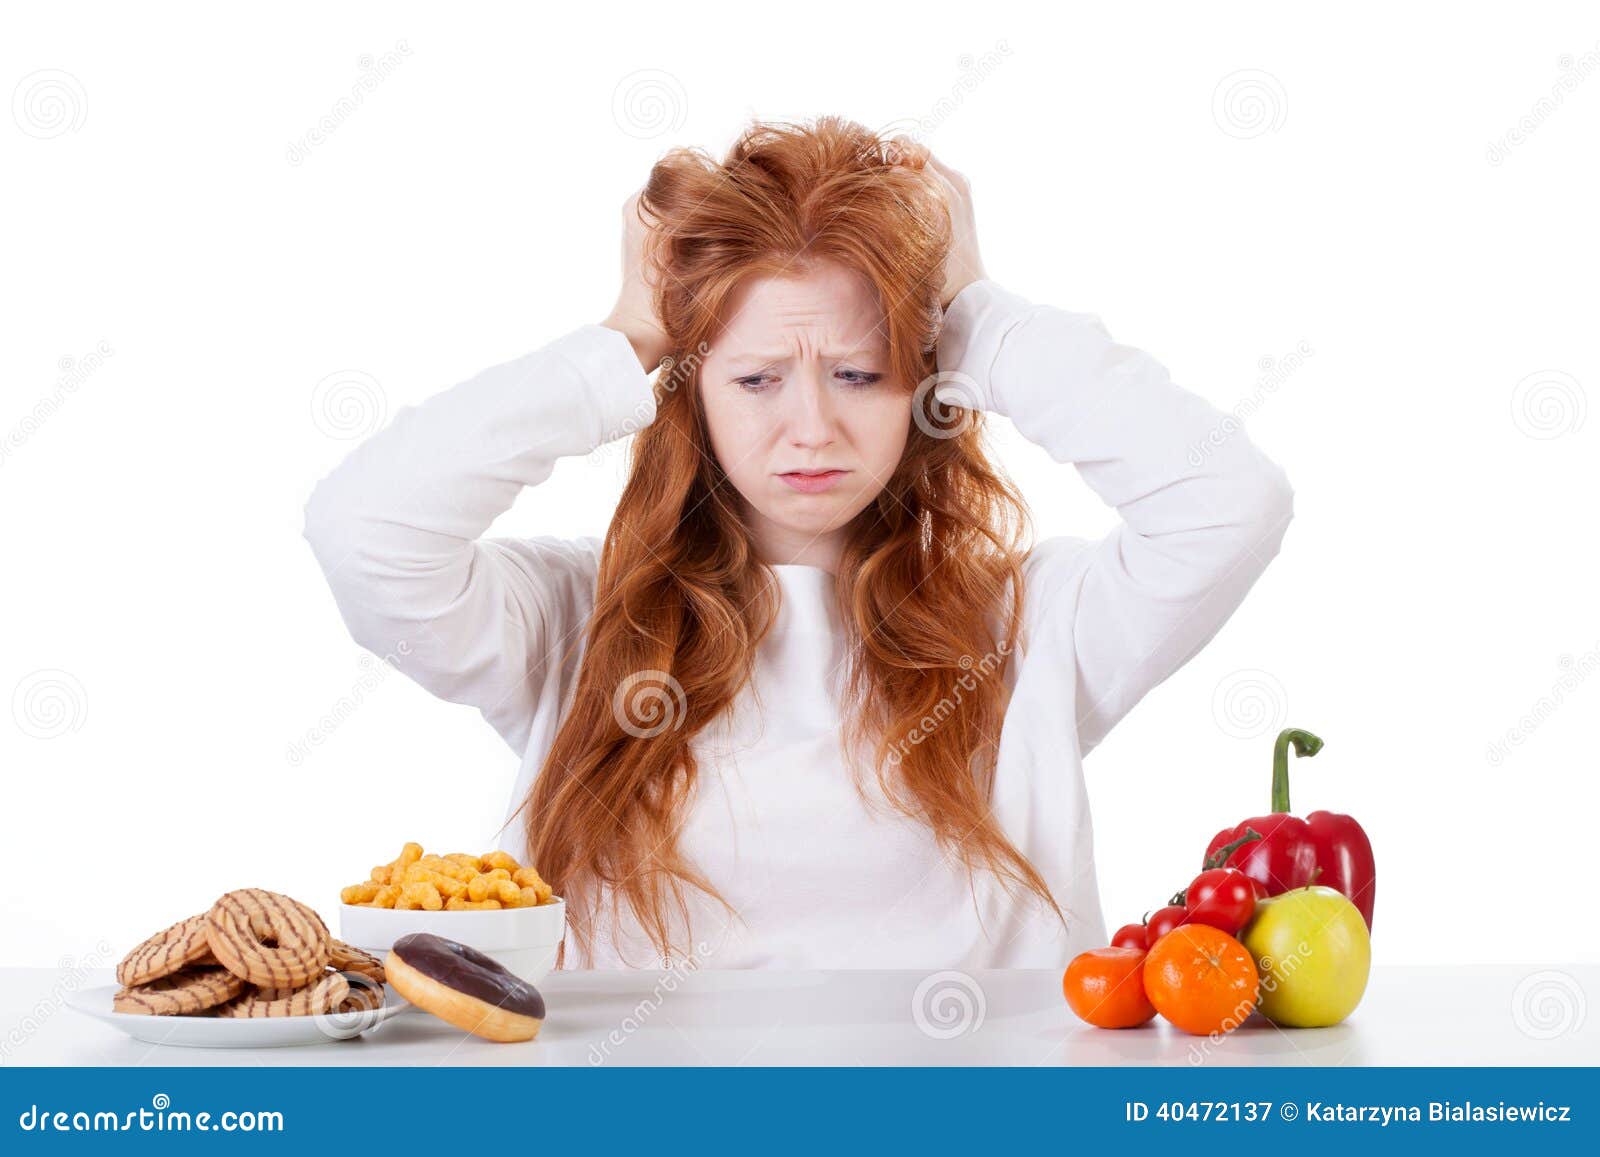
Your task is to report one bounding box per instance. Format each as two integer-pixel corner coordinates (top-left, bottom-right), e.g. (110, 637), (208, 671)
(782, 372), (837, 444)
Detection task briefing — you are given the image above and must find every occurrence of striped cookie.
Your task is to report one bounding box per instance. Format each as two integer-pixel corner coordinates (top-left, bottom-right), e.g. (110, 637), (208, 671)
(116, 913), (214, 987)
(335, 975), (386, 1013)
(215, 972), (349, 1018)
(330, 939), (385, 984)
(113, 966), (247, 1016)
(204, 888), (330, 989)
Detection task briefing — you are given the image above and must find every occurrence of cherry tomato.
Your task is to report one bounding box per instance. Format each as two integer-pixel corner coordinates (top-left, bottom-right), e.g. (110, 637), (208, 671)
(1183, 868), (1256, 936)
(1110, 922), (1148, 950)
(1146, 905), (1190, 944)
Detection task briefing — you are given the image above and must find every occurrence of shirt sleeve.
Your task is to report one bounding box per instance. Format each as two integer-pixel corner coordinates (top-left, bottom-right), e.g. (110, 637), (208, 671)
(935, 280), (1295, 759)
(301, 324), (655, 756)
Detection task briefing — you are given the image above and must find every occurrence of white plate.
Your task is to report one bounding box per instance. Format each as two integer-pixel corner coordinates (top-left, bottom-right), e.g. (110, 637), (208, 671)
(65, 985), (410, 1049)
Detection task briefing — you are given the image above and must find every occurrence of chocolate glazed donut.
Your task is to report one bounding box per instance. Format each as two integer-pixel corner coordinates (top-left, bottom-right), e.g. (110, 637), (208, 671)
(385, 932), (545, 1042)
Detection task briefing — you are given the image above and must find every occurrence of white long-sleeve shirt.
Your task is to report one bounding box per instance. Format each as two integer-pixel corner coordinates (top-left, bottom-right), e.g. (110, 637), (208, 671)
(302, 280), (1294, 971)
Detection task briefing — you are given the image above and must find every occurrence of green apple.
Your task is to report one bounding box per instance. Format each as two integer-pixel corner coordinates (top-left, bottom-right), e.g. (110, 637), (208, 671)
(1240, 884), (1371, 1027)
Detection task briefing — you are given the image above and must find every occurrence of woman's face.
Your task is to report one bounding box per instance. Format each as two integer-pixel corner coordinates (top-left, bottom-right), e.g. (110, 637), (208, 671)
(697, 260), (913, 571)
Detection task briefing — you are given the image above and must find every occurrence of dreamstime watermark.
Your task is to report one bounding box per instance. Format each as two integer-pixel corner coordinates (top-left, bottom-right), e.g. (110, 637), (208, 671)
(1, 940), (114, 1061)
(1211, 668), (1288, 741)
(286, 41), (412, 166)
(1188, 341), (1313, 465)
(884, 639), (1013, 767)
(912, 370), (983, 440)
(877, 41), (1013, 145)
(314, 971), (394, 1041)
(1487, 43), (1600, 166)
(11, 669), (88, 740)
(311, 368), (387, 440)
(1485, 642), (1600, 766)
(286, 641), (413, 765)
(1212, 70), (1287, 140)
(1, 341), (114, 469)
(1510, 969), (1587, 1040)
(588, 341), (712, 467)
(1509, 369), (1586, 440)
(1186, 937), (1314, 1066)
(12, 69), (87, 139)
(611, 69), (687, 140)
(586, 939), (714, 1064)
(612, 668), (688, 739)
(912, 970), (987, 1039)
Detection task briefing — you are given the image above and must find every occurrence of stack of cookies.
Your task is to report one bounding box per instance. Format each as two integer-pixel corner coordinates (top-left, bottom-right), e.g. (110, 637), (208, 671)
(113, 887), (386, 1018)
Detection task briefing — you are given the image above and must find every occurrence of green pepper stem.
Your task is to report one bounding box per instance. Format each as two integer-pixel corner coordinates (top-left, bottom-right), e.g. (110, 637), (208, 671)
(1203, 826), (1264, 870)
(1271, 728), (1324, 813)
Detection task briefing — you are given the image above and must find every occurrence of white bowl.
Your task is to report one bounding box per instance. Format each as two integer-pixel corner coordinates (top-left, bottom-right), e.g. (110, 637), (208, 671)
(339, 897), (566, 986)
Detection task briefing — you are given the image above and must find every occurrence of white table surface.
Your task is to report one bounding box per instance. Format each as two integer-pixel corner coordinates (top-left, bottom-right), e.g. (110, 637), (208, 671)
(4, 965), (1595, 1066)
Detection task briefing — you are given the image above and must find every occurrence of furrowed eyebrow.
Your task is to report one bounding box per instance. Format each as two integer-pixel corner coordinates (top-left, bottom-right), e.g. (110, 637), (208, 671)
(726, 347), (887, 368)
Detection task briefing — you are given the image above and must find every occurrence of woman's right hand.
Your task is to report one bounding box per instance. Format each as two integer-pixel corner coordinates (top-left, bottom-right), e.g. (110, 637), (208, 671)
(601, 191), (673, 372)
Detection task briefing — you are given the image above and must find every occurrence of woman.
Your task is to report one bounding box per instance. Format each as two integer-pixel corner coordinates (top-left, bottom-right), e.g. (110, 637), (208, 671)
(303, 116), (1294, 971)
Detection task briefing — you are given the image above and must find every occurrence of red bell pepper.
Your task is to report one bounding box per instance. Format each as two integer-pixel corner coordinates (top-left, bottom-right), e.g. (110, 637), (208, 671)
(1203, 728), (1376, 931)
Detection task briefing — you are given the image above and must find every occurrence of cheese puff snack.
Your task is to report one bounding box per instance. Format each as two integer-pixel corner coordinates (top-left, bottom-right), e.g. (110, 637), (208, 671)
(342, 844), (557, 909)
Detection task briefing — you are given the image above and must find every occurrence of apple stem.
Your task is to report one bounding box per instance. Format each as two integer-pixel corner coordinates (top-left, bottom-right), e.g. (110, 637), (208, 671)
(1271, 728), (1324, 813)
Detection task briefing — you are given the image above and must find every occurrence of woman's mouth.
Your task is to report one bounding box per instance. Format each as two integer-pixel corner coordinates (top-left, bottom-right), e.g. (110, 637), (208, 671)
(779, 469), (849, 494)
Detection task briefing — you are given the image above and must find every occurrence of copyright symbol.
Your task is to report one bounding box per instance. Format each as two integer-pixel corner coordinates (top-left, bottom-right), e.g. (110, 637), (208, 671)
(1280, 1101), (1298, 1121)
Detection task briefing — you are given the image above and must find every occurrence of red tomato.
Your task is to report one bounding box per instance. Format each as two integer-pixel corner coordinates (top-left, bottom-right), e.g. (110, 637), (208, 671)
(1146, 905), (1189, 943)
(1183, 868), (1256, 936)
(1110, 922), (1148, 950)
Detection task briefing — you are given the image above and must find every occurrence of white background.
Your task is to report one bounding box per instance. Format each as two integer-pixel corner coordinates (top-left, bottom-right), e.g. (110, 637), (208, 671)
(3, 1), (1597, 968)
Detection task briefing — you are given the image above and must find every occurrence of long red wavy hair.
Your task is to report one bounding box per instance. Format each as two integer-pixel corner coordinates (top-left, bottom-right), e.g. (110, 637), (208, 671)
(516, 115), (1065, 965)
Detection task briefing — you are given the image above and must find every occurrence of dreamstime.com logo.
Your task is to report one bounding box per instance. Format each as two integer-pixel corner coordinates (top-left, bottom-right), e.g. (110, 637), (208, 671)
(1486, 43), (1600, 166)
(611, 70), (687, 140)
(876, 41), (1012, 145)
(16, 1094), (284, 1134)
(12, 69), (87, 139)
(1, 942), (114, 1061)
(1509, 369), (1586, 440)
(587, 939), (714, 1064)
(589, 341), (712, 466)
(1186, 937), (1315, 1066)
(1210, 668), (1289, 742)
(1485, 642), (1600, 767)
(884, 639), (1012, 766)
(1510, 969), (1588, 1041)
(11, 669), (88, 740)
(286, 640), (413, 765)
(1212, 70), (1288, 140)
(0, 341), (114, 470)
(612, 668), (688, 739)
(285, 42), (412, 166)
(912, 970), (987, 1039)
(1187, 341), (1313, 466)
(912, 371), (983, 440)
(311, 368), (387, 441)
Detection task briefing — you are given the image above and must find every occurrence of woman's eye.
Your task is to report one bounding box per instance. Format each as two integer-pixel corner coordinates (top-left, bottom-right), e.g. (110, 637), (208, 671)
(734, 371), (882, 392)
